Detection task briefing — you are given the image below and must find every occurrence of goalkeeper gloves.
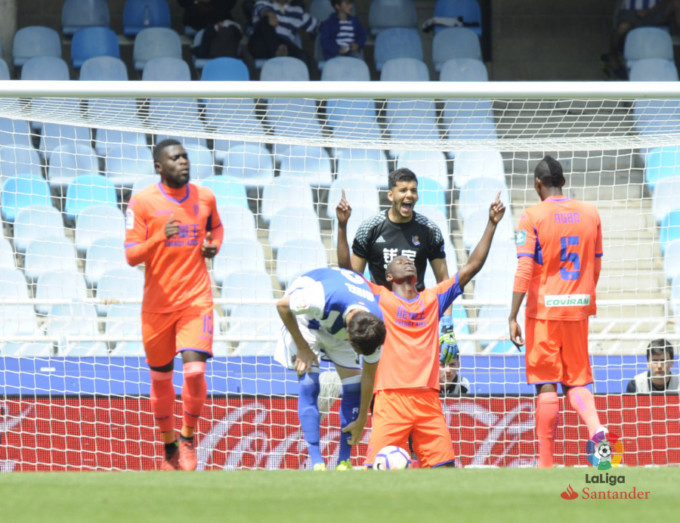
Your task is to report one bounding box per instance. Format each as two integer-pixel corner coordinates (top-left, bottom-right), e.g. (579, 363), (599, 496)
(439, 316), (459, 365)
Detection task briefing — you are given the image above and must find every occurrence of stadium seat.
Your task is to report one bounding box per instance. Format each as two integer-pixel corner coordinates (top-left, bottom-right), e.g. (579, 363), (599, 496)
(147, 97), (201, 132)
(24, 236), (78, 283)
(212, 119), (265, 163)
(87, 98), (141, 126)
(94, 128), (148, 156)
(85, 236), (128, 287)
(261, 56), (310, 81)
(0, 268), (29, 301)
(267, 97), (323, 144)
(130, 174), (158, 195)
(452, 150), (505, 188)
(1, 175), (53, 224)
(0, 145), (42, 181)
(330, 204), (377, 249)
(180, 143), (214, 181)
(417, 206), (452, 247)
(462, 206), (513, 250)
(442, 97), (494, 131)
(381, 57), (429, 82)
(417, 176), (448, 217)
(96, 267), (144, 316)
(220, 143), (274, 187)
(200, 57), (250, 81)
(277, 145), (333, 187)
(220, 269), (274, 314)
(261, 175), (315, 223)
(40, 123), (92, 159)
(46, 301), (106, 355)
(62, 0), (111, 35)
(644, 145), (680, 191)
(200, 176), (249, 209)
(432, 27), (482, 72)
(335, 149), (389, 188)
(433, 0), (483, 36)
(309, 0), (335, 23)
(13, 26), (61, 67)
(368, 0), (418, 35)
(629, 58), (678, 81)
(268, 206), (322, 252)
(12, 204), (66, 254)
(105, 144), (155, 188)
(664, 239), (680, 281)
(80, 56), (129, 81)
(74, 204), (125, 255)
(123, 0), (172, 36)
(217, 204), (258, 242)
(64, 174), (118, 222)
(2, 341), (54, 356)
(439, 57), (488, 81)
(672, 273), (680, 316)
(0, 59), (8, 80)
(142, 56), (191, 81)
(0, 64), (19, 111)
(0, 118), (35, 150)
(212, 238), (267, 286)
(152, 133), (206, 149)
(0, 269), (40, 338)
(373, 28), (423, 72)
(47, 144), (100, 190)
(458, 175), (510, 223)
(20, 55), (69, 81)
(444, 115), (498, 146)
(34, 269), (88, 316)
(275, 238), (328, 287)
(326, 176), (380, 219)
(447, 302), (476, 354)
(327, 99), (382, 145)
(395, 150), (449, 189)
(652, 176), (680, 224)
(476, 305), (515, 353)
(71, 26), (120, 69)
(226, 304), (281, 354)
(383, 97), (440, 147)
(659, 208), (680, 254)
(321, 56), (370, 81)
(133, 27), (182, 71)
(107, 303), (144, 356)
(0, 237), (15, 269)
(624, 26), (674, 69)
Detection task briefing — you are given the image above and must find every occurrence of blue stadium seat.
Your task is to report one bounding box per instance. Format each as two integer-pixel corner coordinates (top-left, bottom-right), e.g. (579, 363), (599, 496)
(13, 26), (61, 67)
(384, 97), (440, 146)
(0, 269), (40, 338)
(452, 150), (505, 188)
(21, 55), (69, 80)
(335, 148), (389, 188)
(624, 26), (673, 70)
(395, 150), (449, 189)
(220, 269), (273, 314)
(47, 144), (100, 190)
(182, 143), (214, 181)
(105, 144), (155, 188)
(130, 174), (157, 195)
(34, 269), (88, 316)
(1, 175), (53, 224)
(87, 98), (140, 126)
(444, 115), (498, 146)
(0, 118), (38, 150)
(327, 100), (382, 145)
(106, 303), (142, 352)
(212, 238), (267, 286)
(462, 206), (514, 250)
(432, 27), (482, 72)
(220, 143), (274, 187)
(226, 305), (281, 353)
(94, 127), (147, 156)
(62, 0), (111, 35)
(664, 239), (680, 282)
(652, 176), (680, 224)
(80, 56), (129, 81)
(71, 26), (120, 68)
(433, 0), (483, 36)
(330, 204), (377, 250)
(277, 145), (333, 187)
(64, 174), (118, 221)
(659, 208), (680, 254)
(0, 59), (10, 80)
(96, 267), (144, 316)
(142, 56), (191, 81)
(275, 238), (328, 287)
(217, 204), (258, 242)
(85, 236), (128, 287)
(74, 204), (125, 255)
(46, 301), (106, 355)
(439, 57), (488, 81)
(373, 28), (423, 72)
(629, 57), (678, 81)
(200, 57), (250, 81)
(326, 176), (380, 219)
(644, 145), (680, 191)
(368, 0), (418, 35)
(133, 27), (182, 71)
(123, 0), (172, 36)
(458, 175), (510, 222)
(321, 56), (370, 81)
(381, 57), (429, 81)
(0, 237), (15, 269)
(268, 206), (321, 252)
(0, 145), (42, 182)
(261, 175), (315, 223)
(147, 98), (201, 135)
(12, 204), (66, 254)
(199, 176), (249, 209)
(261, 56), (310, 81)
(24, 237), (78, 283)
(417, 176), (448, 217)
(40, 123), (92, 159)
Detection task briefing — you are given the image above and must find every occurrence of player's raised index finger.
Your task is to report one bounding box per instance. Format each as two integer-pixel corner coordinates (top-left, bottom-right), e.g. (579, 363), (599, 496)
(495, 190), (501, 203)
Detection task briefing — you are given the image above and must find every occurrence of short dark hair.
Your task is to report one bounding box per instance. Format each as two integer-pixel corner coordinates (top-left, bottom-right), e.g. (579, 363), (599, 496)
(647, 338), (675, 360)
(388, 168), (418, 189)
(153, 138), (183, 163)
(331, 0), (351, 7)
(534, 155), (565, 188)
(347, 311), (386, 356)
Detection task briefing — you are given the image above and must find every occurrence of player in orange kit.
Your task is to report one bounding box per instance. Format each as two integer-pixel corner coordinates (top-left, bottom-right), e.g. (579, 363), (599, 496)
(508, 155), (608, 468)
(337, 190), (506, 468)
(125, 139), (223, 471)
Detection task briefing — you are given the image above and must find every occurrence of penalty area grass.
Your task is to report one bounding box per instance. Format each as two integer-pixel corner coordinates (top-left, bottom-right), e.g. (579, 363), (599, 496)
(0, 467), (674, 522)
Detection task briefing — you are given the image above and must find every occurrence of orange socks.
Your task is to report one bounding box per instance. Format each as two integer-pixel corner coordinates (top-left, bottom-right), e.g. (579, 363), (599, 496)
(535, 391), (559, 468)
(182, 361), (207, 430)
(567, 386), (602, 439)
(150, 370), (176, 433)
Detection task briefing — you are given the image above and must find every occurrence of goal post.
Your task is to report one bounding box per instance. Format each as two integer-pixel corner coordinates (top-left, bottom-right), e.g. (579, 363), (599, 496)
(0, 80), (679, 470)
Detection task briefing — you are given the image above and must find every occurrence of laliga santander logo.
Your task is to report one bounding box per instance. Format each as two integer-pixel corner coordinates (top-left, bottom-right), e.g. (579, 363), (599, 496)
(586, 431), (624, 470)
(560, 485), (578, 500)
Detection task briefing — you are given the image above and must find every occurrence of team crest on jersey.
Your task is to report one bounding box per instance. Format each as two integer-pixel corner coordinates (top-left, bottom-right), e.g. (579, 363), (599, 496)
(515, 230), (526, 246)
(411, 235), (421, 246)
(125, 209), (134, 229)
(193, 204), (199, 217)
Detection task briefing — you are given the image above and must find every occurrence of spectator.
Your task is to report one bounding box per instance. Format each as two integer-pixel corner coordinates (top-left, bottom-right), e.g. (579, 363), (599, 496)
(248, 0), (319, 63)
(319, 0), (366, 60)
(178, 0), (237, 32)
(602, 0), (680, 79)
(626, 339), (680, 393)
(439, 343), (470, 397)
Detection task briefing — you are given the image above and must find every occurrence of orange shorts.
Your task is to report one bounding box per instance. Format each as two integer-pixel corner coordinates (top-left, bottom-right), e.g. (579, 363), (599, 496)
(365, 388), (455, 468)
(141, 304), (214, 368)
(525, 317), (593, 387)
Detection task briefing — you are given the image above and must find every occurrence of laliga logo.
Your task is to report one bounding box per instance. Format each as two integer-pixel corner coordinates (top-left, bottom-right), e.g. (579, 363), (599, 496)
(586, 431), (624, 470)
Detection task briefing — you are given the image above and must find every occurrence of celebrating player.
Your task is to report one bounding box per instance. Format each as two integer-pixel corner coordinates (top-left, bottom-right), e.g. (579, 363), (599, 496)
(508, 155), (608, 469)
(124, 139), (223, 471)
(275, 267), (386, 470)
(337, 189), (505, 468)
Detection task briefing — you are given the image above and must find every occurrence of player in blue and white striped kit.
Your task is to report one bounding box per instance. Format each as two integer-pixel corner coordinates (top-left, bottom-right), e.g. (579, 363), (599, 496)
(275, 267), (386, 470)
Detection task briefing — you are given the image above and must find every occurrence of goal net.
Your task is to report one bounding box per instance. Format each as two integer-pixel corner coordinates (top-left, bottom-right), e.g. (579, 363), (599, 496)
(0, 80), (679, 471)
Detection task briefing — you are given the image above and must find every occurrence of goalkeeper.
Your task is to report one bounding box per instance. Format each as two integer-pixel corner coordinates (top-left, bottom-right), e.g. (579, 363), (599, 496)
(337, 190), (505, 468)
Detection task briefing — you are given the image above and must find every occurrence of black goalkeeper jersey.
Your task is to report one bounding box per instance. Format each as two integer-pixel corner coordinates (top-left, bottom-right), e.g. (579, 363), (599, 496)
(352, 210), (446, 291)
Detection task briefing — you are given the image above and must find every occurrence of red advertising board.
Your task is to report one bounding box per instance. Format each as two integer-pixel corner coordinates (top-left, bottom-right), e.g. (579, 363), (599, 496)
(1, 395), (678, 471)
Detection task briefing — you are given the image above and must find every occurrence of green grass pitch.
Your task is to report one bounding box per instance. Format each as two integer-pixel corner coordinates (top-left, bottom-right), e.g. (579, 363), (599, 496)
(0, 467), (675, 522)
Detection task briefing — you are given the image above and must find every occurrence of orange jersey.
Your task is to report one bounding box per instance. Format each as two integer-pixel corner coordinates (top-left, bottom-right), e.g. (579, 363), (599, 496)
(368, 276), (463, 391)
(515, 197), (602, 320)
(125, 182), (223, 313)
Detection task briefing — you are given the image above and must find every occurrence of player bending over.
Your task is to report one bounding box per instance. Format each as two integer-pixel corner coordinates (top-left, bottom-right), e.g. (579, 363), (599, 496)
(275, 267), (386, 470)
(337, 190), (505, 468)
(508, 155), (608, 468)
(125, 139), (223, 471)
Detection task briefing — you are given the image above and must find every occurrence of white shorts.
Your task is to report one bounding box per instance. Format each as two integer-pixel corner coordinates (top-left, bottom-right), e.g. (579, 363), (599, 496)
(274, 321), (361, 371)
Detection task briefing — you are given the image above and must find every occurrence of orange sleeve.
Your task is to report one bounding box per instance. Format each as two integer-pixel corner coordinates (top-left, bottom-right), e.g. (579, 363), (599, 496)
(206, 193), (223, 254)
(513, 255), (534, 293)
(124, 197), (167, 267)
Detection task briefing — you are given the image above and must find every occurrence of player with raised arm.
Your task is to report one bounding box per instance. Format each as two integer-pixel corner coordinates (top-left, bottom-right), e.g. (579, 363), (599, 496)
(508, 155), (608, 469)
(124, 139), (223, 471)
(275, 267), (386, 470)
(337, 190), (505, 468)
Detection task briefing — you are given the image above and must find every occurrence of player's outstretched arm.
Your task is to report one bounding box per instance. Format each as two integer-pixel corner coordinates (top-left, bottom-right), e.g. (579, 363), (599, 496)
(336, 189), (355, 272)
(457, 192), (506, 288)
(341, 361), (377, 445)
(508, 291), (525, 348)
